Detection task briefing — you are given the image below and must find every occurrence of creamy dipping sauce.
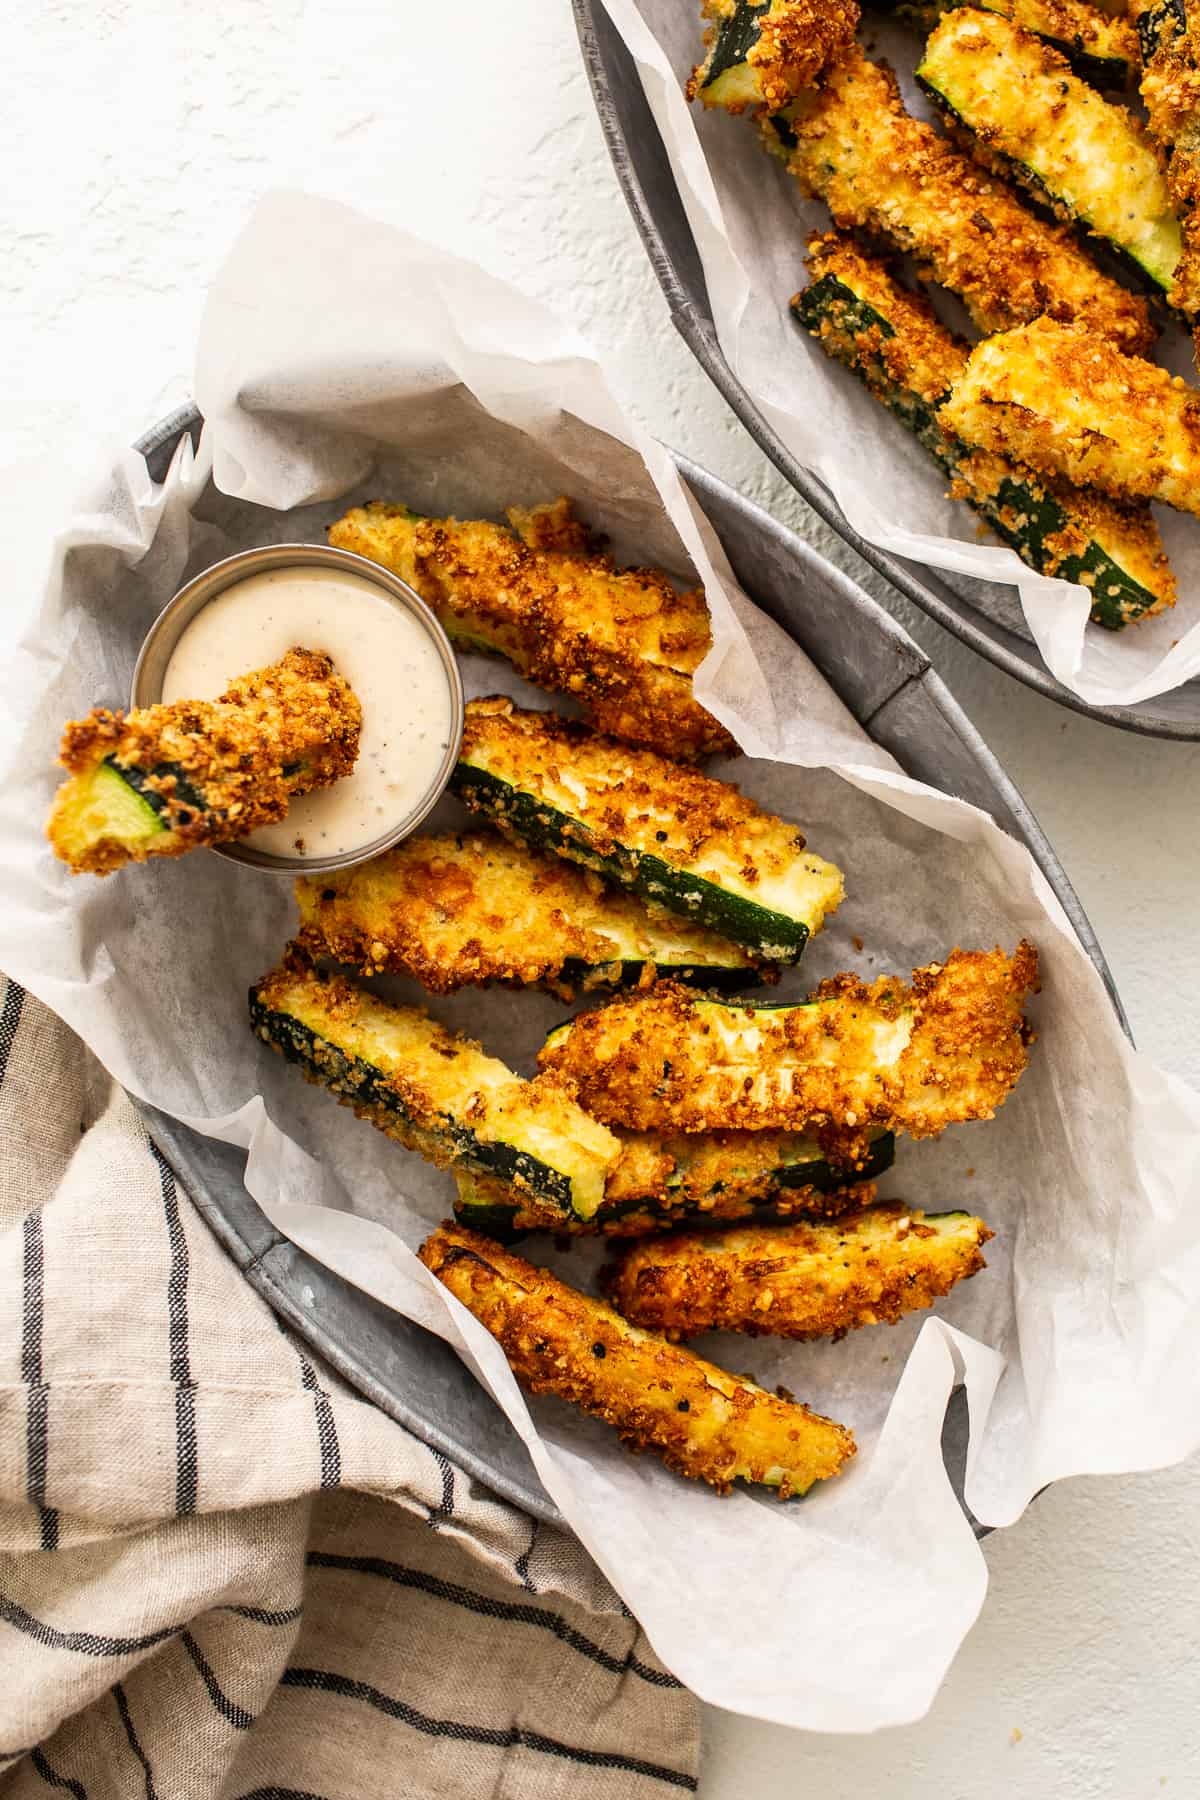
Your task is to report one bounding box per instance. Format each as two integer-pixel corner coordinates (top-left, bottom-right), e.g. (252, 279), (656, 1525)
(161, 565), (455, 860)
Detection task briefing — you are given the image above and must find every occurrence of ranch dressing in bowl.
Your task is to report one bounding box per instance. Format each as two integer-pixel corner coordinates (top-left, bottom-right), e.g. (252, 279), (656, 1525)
(136, 544), (463, 873)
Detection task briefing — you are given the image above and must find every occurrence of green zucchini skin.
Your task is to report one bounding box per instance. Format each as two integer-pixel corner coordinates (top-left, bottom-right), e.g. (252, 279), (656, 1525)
(705, 0), (769, 90)
(866, 0), (1136, 89)
(455, 760), (811, 957)
(111, 758), (213, 827)
(454, 1132), (896, 1239)
(793, 264), (1172, 629)
(1139, 0), (1186, 63)
(557, 957), (764, 995)
(916, 10), (1181, 293)
(250, 995), (580, 1209)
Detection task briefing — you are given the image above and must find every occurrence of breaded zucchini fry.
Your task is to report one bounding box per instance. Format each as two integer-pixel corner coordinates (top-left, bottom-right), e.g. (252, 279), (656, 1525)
(539, 944), (1039, 1138)
(869, 0), (1140, 90)
(452, 1128), (892, 1237)
(941, 318), (1200, 515)
(294, 830), (761, 997)
(604, 1206), (993, 1339)
(328, 497), (734, 761)
(47, 648), (361, 876)
(1138, 0), (1200, 318)
(250, 947), (621, 1220)
(917, 10), (1181, 292)
(419, 1223), (855, 1496)
(688, 0), (860, 112)
(766, 45), (1155, 353)
(453, 1167), (878, 1238)
(453, 697), (844, 962)
(794, 234), (1175, 627)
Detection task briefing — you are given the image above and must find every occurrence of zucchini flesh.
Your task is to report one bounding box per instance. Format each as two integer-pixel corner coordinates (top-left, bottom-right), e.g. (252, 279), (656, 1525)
(765, 43), (1155, 353)
(940, 317), (1200, 517)
(419, 1222), (855, 1496)
(867, 0), (1138, 89)
(688, 0), (859, 112)
(51, 759), (169, 868)
(604, 1206), (993, 1340)
(918, 9), (1181, 292)
(295, 829), (761, 997)
(250, 950), (620, 1220)
(538, 945), (1038, 1138)
(452, 698), (843, 962)
(452, 1129), (895, 1237)
(793, 235), (1176, 627)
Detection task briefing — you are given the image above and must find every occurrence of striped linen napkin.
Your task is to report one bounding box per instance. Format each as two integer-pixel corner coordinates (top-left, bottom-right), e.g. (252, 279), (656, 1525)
(0, 978), (699, 1797)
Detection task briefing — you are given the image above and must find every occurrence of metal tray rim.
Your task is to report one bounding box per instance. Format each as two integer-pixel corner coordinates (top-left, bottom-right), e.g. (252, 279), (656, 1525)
(572, 0), (1200, 742)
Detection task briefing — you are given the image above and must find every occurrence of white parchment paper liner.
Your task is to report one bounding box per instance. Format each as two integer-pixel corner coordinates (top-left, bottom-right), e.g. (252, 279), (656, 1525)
(600, 0), (1200, 710)
(3, 191), (1200, 1731)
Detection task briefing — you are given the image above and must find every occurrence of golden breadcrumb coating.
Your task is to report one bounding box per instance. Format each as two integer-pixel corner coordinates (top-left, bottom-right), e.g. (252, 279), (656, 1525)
(942, 318), (1200, 515)
(453, 1130), (882, 1236)
(688, 0), (860, 112)
(538, 944), (1039, 1138)
(1139, 0), (1200, 316)
(47, 648), (361, 876)
(799, 232), (1176, 623)
(918, 10), (1180, 292)
(294, 829), (757, 996)
(976, 0), (1139, 81)
(328, 497), (734, 761)
(419, 1223), (855, 1496)
(772, 44), (1154, 353)
(603, 1206), (993, 1339)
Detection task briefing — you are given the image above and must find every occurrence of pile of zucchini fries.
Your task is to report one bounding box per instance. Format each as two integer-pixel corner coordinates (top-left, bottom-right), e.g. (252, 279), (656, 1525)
(246, 495), (1037, 1500)
(693, 0), (1200, 631)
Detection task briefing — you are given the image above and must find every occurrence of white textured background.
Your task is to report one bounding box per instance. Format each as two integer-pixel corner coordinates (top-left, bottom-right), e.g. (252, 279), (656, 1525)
(4, 1), (1199, 1790)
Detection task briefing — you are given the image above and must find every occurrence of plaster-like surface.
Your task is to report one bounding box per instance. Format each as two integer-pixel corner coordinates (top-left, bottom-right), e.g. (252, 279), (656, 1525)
(4, 2), (1198, 1789)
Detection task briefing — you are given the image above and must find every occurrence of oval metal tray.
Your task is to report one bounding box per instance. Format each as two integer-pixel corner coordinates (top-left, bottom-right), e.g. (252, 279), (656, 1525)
(131, 404), (1127, 1531)
(572, 0), (1200, 741)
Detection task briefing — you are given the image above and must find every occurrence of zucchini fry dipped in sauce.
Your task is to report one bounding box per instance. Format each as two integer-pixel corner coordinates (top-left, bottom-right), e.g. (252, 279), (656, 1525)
(250, 947), (620, 1222)
(917, 9), (1182, 294)
(329, 496), (734, 761)
(689, 0), (860, 112)
(453, 698), (844, 963)
(868, 0), (1140, 90)
(48, 648), (361, 876)
(539, 943), (1039, 1138)
(604, 1206), (993, 1340)
(794, 233), (1175, 627)
(764, 44), (1155, 353)
(1138, 0), (1200, 319)
(941, 317), (1200, 515)
(452, 1129), (893, 1238)
(419, 1223), (855, 1496)
(295, 830), (763, 998)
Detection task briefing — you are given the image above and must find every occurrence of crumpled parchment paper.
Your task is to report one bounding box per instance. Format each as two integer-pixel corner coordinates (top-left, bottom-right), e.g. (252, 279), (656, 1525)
(2, 191), (1199, 1731)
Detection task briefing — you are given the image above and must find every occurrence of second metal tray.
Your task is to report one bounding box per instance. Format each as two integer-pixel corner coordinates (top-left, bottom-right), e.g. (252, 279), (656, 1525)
(573, 0), (1200, 740)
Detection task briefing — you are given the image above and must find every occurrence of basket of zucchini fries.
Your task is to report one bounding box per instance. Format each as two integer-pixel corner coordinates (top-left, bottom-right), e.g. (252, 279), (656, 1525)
(230, 495), (1040, 1502)
(16, 193), (1200, 1726)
